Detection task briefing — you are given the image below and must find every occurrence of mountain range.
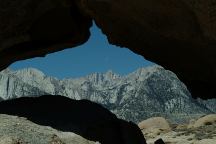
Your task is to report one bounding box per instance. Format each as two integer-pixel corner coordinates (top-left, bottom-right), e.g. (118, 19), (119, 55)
(0, 66), (215, 123)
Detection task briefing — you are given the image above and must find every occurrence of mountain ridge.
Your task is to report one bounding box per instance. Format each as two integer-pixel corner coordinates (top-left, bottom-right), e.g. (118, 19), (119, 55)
(0, 66), (215, 123)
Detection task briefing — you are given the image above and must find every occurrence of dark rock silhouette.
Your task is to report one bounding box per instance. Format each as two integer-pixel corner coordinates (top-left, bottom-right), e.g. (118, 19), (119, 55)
(0, 95), (146, 144)
(0, 0), (216, 99)
(154, 138), (165, 144)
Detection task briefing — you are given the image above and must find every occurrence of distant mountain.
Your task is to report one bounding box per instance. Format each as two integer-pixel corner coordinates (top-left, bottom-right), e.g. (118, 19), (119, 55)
(0, 66), (215, 123)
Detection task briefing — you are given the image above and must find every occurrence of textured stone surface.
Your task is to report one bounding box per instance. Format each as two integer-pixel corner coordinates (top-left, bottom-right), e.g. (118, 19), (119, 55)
(138, 117), (171, 138)
(138, 117), (171, 131)
(144, 115), (216, 144)
(0, 114), (98, 144)
(0, 0), (92, 69)
(190, 114), (216, 128)
(194, 139), (216, 144)
(0, 0), (216, 99)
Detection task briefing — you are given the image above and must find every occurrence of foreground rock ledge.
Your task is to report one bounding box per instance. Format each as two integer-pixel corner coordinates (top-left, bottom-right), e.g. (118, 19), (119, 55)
(0, 114), (98, 144)
(0, 95), (147, 144)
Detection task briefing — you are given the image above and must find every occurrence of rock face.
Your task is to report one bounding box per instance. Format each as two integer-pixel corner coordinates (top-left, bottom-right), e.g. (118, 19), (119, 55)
(0, 66), (215, 123)
(138, 117), (171, 131)
(0, 0), (216, 99)
(190, 114), (216, 128)
(144, 115), (216, 144)
(0, 114), (98, 144)
(0, 0), (92, 70)
(194, 139), (216, 144)
(138, 117), (171, 139)
(0, 95), (146, 144)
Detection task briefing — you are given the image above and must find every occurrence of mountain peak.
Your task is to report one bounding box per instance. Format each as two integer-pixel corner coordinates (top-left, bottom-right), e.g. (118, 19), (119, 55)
(138, 65), (162, 72)
(14, 68), (45, 78)
(133, 65), (162, 75)
(86, 70), (120, 84)
(105, 70), (114, 74)
(0, 65), (215, 124)
(104, 70), (120, 80)
(0, 68), (12, 74)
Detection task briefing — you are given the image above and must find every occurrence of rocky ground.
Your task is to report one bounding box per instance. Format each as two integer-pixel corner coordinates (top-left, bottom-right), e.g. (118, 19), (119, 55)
(0, 114), (99, 144)
(139, 114), (216, 144)
(0, 113), (215, 144)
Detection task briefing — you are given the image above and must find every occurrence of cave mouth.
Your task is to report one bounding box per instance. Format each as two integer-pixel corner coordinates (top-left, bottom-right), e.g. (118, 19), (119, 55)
(0, 22), (215, 144)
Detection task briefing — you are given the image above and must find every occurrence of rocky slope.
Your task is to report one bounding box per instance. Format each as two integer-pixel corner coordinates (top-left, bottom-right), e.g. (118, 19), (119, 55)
(0, 66), (215, 123)
(143, 114), (216, 144)
(0, 114), (99, 144)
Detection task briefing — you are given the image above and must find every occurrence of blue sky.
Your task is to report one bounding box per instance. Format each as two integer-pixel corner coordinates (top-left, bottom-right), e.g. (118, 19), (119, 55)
(10, 23), (154, 79)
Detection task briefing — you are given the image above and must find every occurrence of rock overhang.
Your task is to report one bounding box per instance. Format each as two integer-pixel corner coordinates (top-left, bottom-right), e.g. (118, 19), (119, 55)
(0, 0), (215, 99)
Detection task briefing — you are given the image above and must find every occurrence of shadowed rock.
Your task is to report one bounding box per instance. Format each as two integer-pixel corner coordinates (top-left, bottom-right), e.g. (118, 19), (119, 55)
(0, 95), (146, 144)
(154, 138), (165, 144)
(0, 0), (216, 99)
(0, 0), (92, 70)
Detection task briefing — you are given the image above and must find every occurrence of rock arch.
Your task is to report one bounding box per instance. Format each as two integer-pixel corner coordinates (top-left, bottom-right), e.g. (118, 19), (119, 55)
(0, 0), (215, 99)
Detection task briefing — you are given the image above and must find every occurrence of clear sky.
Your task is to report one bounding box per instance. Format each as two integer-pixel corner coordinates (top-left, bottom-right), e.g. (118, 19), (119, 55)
(10, 23), (154, 79)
